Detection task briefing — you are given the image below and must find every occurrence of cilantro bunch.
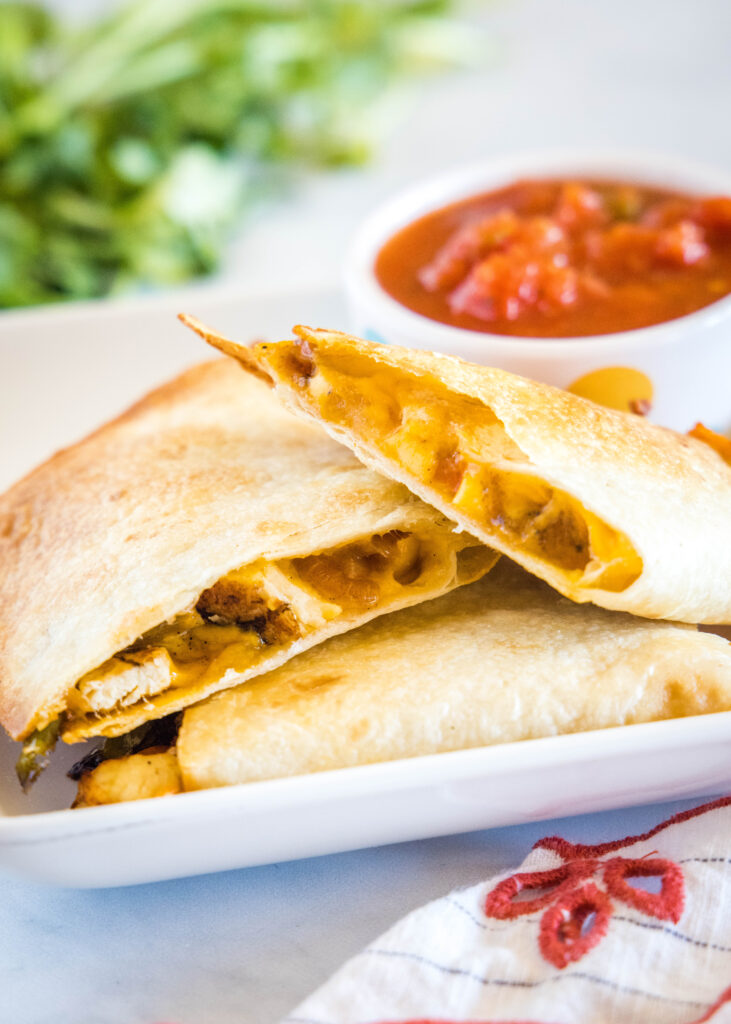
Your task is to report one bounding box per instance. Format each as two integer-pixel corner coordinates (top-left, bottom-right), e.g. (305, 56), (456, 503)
(0, 0), (457, 307)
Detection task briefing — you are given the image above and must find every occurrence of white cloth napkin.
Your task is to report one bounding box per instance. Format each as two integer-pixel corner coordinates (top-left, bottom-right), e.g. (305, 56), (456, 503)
(283, 797), (731, 1024)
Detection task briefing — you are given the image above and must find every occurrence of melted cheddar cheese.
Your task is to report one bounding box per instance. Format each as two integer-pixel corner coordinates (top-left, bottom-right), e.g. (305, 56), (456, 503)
(64, 528), (492, 727)
(278, 347), (642, 594)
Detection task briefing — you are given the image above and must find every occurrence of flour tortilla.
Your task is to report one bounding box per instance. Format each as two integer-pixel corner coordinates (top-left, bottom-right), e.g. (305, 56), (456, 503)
(0, 359), (494, 744)
(185, 317), (731, 624)
(178, 562), (731, 788)
(75, 560), (731, 804)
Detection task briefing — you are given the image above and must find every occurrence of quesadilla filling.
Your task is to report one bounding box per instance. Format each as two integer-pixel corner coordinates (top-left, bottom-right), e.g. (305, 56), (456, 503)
(265, 342), (642, 593)
(18, 525), (491, 785)
(68, 714), (183, 807)
(73, 748), (183, 807)
(59, 528), (489, 735)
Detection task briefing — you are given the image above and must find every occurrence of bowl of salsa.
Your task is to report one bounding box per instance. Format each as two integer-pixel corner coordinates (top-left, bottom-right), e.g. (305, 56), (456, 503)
(345, 151), (731, 431)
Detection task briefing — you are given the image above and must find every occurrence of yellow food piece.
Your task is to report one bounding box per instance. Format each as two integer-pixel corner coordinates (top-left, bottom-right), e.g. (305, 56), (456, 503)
(74, 751), (182, 806)
(567, 366), (653, 414)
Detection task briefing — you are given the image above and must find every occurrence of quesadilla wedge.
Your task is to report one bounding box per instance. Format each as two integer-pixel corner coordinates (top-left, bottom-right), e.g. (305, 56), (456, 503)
(0, 360), (495, 782)
(74, 560), (731, 805)
(182, 317), (731, 624)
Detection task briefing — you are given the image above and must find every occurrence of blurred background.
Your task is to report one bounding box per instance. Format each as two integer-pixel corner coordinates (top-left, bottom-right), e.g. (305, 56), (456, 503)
(1, 0), (730, 311)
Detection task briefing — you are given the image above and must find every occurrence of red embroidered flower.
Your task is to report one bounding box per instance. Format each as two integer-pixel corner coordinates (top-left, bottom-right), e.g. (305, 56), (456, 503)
(603, 856), (684, 922)
(538, 881), (612, 968)
(484, 850), (684, 969)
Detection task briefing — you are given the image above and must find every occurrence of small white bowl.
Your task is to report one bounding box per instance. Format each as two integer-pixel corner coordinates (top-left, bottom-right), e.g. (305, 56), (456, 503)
(345, 150), (731, 432)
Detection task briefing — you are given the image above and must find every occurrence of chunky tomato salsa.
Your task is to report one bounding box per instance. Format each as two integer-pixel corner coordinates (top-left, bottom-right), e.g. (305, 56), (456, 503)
(375, 178), (731, 337)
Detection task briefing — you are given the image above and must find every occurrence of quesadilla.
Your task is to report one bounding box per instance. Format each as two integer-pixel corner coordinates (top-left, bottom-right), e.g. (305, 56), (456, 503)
(183, 317), (731, 625)
(74, 560), (731, 805)
(0, 360), (495, 782)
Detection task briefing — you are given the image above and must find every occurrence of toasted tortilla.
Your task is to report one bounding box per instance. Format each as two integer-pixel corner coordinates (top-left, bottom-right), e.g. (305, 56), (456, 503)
(184, 317), (731, 624)
(74, 561), (731, 803)
(0, 359), (495, 746)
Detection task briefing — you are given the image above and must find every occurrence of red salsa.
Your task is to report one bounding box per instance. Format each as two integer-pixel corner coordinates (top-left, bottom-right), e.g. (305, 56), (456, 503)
(375, 178), (731, 337)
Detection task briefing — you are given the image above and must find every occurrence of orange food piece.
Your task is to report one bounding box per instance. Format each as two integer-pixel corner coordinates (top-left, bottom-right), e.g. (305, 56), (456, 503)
(688, 423), (731, 465)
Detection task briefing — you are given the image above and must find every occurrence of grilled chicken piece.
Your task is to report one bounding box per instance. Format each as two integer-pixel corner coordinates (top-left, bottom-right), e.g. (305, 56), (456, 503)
(68, 649), (175, 716)
(74, 749), (182, 806)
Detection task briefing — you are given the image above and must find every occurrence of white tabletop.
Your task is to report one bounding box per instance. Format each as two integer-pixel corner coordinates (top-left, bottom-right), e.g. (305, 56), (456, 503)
(2, 798), (711, 1024)
(3, 0), (731, 1020)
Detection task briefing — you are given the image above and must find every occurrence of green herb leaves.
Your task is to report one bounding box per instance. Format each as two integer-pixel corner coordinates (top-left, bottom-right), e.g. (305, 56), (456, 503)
(0, 0), (456, 307)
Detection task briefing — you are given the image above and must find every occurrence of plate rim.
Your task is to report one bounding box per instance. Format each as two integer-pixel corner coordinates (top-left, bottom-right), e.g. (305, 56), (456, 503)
(2, 709), (730, 840)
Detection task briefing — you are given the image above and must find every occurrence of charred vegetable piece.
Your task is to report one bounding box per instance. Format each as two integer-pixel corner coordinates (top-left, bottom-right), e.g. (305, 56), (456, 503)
(16, 719), (61, 791)
(67, 713), (182, 781)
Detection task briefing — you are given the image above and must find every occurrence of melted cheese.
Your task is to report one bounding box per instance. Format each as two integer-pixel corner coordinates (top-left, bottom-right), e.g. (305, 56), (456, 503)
(66, 528), (490, 724)
(289, 355), (642, 594)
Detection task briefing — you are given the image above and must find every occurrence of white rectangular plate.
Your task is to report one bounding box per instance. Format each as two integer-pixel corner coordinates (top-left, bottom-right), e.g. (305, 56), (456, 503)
(0, 285), (729, 887)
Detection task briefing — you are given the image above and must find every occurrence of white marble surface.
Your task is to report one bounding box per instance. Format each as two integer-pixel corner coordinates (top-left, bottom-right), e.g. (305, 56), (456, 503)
(1, 798), (711, 1024)
(3, 0), (731, 1020)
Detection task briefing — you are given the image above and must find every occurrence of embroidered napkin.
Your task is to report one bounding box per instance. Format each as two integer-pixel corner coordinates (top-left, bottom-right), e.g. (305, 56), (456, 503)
(283, 797), (731, 1024)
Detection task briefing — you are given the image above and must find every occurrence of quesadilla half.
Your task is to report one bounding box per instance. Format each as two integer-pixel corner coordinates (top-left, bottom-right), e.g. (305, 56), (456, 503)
(0, 360), (495, 781)
(183, 317), (731, 624)
(74, 560), (731, 805)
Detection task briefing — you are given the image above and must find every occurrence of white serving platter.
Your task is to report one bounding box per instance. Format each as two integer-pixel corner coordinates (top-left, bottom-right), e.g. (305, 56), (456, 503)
(0, 284), (729, 888)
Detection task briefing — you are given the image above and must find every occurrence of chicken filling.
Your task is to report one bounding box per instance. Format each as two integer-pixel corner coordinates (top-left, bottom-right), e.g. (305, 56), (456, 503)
(64, 528), (489, 723)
